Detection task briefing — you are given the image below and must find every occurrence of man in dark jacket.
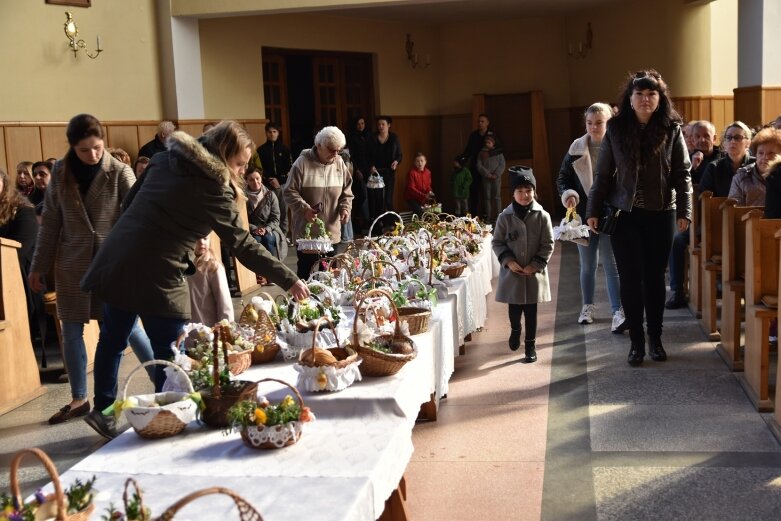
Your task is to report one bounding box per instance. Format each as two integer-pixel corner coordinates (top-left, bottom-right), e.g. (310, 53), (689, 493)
(257, 122), (292, 235)
(138, 121), (175, 159)
(463, 114), (503, 217)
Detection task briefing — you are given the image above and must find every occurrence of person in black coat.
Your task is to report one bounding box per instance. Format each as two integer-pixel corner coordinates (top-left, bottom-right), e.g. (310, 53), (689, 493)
(257, 122), (293, 235)
(138, 121), (175, 159)
(369, 115), (402, 218)
(463, 114), (501, 217)
(346, 116), (371, 232)
(765, 158), (781, 218)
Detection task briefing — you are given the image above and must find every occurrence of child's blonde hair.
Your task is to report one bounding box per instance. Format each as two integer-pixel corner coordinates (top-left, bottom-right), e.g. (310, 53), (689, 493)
(195, 237), (221, 273)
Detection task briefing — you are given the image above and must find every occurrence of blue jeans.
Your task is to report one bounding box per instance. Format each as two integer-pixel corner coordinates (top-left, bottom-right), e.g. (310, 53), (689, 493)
(576, 232), (621, 313)
(92, 304), (185, 411)
(62, 318), (153, 400)
(254, 232), (277, 258)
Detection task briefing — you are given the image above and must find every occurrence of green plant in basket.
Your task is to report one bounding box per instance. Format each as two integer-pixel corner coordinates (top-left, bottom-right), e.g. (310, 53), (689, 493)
(1, 490), (45, 521)
(66, 476), (96, 515)
(225, 395), (315, 434)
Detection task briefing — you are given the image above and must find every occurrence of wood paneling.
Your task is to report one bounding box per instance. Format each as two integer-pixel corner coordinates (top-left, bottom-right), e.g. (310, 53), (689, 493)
(39, 126), (68, 162)
(673, 95), (735, 133)
(4, 127), (42, 184)
(734, 86), (781, 128)
(106, 126), (140, 162)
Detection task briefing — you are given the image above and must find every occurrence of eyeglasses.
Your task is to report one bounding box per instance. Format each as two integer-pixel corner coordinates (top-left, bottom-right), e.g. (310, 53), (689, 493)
(723, 134), (747, 142)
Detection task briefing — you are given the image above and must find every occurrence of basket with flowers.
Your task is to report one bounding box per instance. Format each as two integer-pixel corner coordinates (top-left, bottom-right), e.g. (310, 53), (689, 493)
(296, 217), (333, 254)
(239, 293), (281, 364)
(182, 322), (253, 376)
(294, 317), (361, 392)
(101, 478), (152, 521)
(4, 448), (96, 521)
(225, 378), (315, 449)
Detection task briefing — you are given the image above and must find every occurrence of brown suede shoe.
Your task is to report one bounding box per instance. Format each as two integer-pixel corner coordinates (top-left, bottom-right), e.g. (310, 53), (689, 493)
(48, 401), (90, 425)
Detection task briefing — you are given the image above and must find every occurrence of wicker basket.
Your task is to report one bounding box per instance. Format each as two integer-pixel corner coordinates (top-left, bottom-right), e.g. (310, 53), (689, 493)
(296, 217), (333, 255)
(295, 317), (362, 392)
(178, 323), (253, 376)
(9, 448), (96, 521)
(240, 293), (280, 365)
(353, 289), (417, 377)
(157, 487), (264, 521)
(368, 210), (404, 238)
(239, 378), (306, 450)
(442, 262), (467, 279)
(201, 326), (258, 428)
(122, 478), (151, 521)
(120, 360), (198, 439)
(359, 259), (401, 282)
(396, 278), (433, 334)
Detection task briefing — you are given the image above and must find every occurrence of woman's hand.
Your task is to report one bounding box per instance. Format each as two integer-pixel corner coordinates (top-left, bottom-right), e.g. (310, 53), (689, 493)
(587, 217), (600, 234)
(506, 260), (524, 274)
(304, 208), (319, 222)
(256, 227), (266, 236)
(677, 218), (690, 233)
(521, 265), (538, 275)
(566, 196), (577, 208)
(340, 209), (350, 224)
(289, 279), (310, 301)
(391, 161), (398, 171)
(28, 271), (44, 293)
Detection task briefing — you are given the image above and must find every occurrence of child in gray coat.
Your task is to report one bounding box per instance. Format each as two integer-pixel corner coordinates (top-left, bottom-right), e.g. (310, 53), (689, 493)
(492, 167), (554, 363)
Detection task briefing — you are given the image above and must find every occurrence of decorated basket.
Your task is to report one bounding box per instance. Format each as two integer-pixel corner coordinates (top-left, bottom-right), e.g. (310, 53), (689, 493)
(201, 326), (257, 428)
(242, 293), (281, 364)
(395, 279), (433, 335)
(296, 217), (334, 254)
(118, 360), (200, 439)
(294, 317), (362, 392)
(238, 378), (309, 450)
(368, 210), (404, 238)
(352, 289), (417, 377)
(9, 448), (96, 521)
(157, 487), (264, 521)
(179, 323), (253, 376)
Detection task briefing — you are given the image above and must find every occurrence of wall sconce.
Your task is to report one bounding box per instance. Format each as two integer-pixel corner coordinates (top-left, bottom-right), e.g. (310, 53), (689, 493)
(405, 34), (430, 70)
(568, 22), (593, 59)
(63, 11), (102, 59)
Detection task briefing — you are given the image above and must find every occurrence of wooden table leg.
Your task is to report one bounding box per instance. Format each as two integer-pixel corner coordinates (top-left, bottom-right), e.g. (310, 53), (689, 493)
(417, 392), (437, 421)
(379, 475), (410, 521)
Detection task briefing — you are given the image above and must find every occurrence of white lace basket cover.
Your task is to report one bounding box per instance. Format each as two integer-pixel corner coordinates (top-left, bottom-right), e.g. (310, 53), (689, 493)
(293, 357), (363, 392)
(243, 421), (303, 448)
(121, 360), (198, 433)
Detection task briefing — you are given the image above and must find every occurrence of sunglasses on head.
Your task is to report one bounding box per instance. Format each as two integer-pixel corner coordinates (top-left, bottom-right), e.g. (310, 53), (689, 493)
(632, 70), (662, 85)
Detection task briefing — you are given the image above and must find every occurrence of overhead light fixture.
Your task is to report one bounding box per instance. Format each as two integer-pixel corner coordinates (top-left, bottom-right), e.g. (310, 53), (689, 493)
(405, 34), (430, 70)
(64, 11), (102, 59)
(568, 22), (593, 59)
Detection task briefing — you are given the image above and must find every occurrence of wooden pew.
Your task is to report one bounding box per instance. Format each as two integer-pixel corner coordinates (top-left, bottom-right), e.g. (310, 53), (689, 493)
(770, 228), (781, 442)
(737, 211), (781, 411)
(699, 191), (728, 340)
(716, 201), (763, 370)
(688, 184), (703, 318)
(232, 192), (261, 296)
(0, 238), (46, 415)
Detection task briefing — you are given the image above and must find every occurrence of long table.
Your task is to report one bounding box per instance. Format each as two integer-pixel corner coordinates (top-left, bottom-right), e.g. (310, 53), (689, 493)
(37, 236), (498, 520)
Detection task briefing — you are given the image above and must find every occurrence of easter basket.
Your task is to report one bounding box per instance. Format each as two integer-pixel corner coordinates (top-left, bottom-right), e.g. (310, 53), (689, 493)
(8, 448), (96, 521)
(368, 210), (404, 238)
(234, 378), (312, 450)
(394, 278), (433, 334)
(352, 289), (417, 377)
(294, 317), (362, 392)
(240, 293), (281, 364)
(116, 360), (200, 439)
(296, 217), (334, 255)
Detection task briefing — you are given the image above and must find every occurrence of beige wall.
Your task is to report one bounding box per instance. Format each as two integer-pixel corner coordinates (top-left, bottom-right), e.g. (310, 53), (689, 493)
(0, 0), (163, 121)
(198, 13), (441, 119)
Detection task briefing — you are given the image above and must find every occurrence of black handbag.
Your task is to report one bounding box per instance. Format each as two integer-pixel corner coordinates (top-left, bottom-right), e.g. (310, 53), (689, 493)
(597, 205), (621, 235)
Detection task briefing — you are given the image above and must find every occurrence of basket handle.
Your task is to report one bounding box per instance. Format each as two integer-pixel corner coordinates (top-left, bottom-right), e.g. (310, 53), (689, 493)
(256, 292), (279, 316)
(307, 316), (340, 351)
(305, 280), (336, 305)
(121, 359), (195, 401)
(123, 478), (150, 521)
(360, 259), (401, 281)
(250, 377), (306, 412)
(211, 324), (230, 399)
(368, 210), (403, 238)
(10, 448), (66, 521)
(156, 487), (264, 521)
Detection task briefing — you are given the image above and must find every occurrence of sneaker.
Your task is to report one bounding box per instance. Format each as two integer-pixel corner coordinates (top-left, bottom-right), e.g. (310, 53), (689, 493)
(84, 409), (118, 440)
(611, 308), (628, 333)
(578, 304), (595, 324)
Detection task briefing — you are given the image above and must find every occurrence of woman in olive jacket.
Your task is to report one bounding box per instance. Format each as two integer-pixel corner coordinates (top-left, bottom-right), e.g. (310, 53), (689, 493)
(81, 121), (309, 438)
(586, 70), (692, 367)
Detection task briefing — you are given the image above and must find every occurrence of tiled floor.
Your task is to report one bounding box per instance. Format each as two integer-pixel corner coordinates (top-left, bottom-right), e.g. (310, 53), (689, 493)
(4, 242), (781, 520)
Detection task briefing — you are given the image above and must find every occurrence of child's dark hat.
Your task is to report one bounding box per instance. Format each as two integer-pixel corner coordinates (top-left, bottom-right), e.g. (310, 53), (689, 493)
(454, 154), (468, 166)
(509, 166), (535, 191)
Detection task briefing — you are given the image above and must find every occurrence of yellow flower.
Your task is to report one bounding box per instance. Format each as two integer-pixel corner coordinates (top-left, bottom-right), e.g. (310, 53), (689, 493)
(254, 408), (267, 425)
(282, 395), (295, 408)
(391, 248), (400, 258)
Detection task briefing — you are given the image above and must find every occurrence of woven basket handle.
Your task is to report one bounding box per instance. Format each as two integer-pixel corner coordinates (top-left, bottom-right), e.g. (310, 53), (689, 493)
(211, 324), (231, 399)
(368, 210), (403, 238)
(305, 280), (336, 305)
(156, 487), (264, 521)
(416, 228), (436, 285)
(257, 291), (279, 316)
(121, 359), (195, 400)
(10, 448), (66, 521)
(307, 316), (340, 351)
(252, 377), (306, 411)
(123, 478), (150, 521)
(360, 259), (401, 282)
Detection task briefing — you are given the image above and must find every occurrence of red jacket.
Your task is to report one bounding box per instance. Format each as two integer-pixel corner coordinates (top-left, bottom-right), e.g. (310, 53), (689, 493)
(405, 167), (432, 204)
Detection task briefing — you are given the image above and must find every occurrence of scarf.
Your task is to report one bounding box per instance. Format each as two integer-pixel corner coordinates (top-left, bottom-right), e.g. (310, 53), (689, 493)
(246, 185), (266, 212)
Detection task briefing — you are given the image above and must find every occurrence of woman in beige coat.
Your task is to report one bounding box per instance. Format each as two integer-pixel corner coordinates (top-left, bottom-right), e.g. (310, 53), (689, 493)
(29, 114), (153, 425)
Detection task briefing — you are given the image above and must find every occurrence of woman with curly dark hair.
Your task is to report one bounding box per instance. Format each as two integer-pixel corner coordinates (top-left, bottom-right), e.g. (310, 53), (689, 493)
(586, 70), (692, 366)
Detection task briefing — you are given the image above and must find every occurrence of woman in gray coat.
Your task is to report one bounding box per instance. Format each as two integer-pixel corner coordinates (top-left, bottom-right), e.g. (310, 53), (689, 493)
(29, 114), (153, 425)
(493, 167), (554, 363)
(245, 167), (287, 262)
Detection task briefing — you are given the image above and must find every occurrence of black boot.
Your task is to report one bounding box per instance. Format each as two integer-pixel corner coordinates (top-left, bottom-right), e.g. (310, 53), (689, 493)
(509, 328), (521, 351)
(665, 291), (687, 309)
(521, 340), (537, 363)
(648, 335), (667, 361)
(628, 341), (645, 366)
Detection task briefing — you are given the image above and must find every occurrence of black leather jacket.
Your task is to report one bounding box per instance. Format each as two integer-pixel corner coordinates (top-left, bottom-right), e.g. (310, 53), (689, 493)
(586, 123), (692, 221)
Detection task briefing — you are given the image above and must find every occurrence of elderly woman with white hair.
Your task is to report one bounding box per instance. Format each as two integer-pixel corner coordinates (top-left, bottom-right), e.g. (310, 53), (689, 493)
(284, 126), (354, 277)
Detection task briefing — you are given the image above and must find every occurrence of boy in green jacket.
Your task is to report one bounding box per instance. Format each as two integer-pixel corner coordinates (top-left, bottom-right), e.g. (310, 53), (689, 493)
(452, 154), (472, 216)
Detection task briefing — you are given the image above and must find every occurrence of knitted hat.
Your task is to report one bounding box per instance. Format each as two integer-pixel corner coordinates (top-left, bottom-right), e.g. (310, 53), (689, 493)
(454, 154), (468, 167)
(509, 166), (535, 191)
